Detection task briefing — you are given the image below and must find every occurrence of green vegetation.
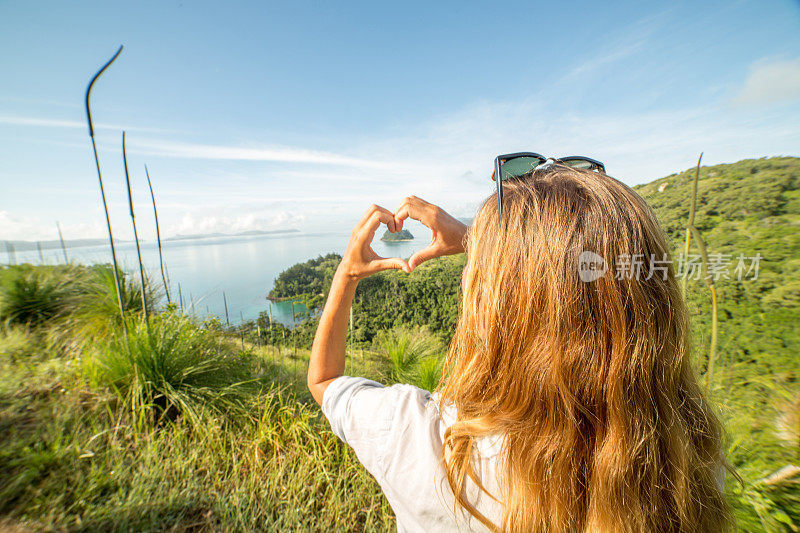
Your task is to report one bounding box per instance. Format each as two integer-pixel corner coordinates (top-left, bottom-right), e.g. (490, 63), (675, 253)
(380, 228), (414, 241)
(267, 253), (465, 349)
(1, 156), (798, 530)
(375, 325), (443, 391)
(0, 265), (395, 531)
(636, 156), (800, 532)
(0, 265), (79, 325)
(85, 314), (257, 426)
(268, 252), (340, 309)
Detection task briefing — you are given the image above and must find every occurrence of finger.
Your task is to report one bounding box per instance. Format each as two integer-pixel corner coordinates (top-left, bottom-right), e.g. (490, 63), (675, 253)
(359, 204), (396, 230)
(394, 196), (434, 229)
(408, 244), (441, 271)
(371, 256), (411, 274)
(394, 196), (427, 224)
(361, 209), (397, 241)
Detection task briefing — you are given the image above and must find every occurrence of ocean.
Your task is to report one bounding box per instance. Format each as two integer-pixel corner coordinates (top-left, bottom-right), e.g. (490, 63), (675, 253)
(7, 224), (431, 326)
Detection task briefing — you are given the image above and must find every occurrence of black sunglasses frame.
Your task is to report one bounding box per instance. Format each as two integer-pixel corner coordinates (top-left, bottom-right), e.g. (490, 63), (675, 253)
(492, 152), (605, 221)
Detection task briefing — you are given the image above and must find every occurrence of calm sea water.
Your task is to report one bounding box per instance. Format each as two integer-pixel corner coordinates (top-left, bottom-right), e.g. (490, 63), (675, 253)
(9, 225), (431, 326)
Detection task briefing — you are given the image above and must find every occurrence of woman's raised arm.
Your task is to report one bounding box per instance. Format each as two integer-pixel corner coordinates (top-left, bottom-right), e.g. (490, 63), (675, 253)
(307, 205), (410, 405)
(307, 199), (468, 405)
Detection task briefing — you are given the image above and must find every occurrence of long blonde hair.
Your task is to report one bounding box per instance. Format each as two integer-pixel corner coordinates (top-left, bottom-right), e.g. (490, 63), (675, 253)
(440, 165), (731, 532)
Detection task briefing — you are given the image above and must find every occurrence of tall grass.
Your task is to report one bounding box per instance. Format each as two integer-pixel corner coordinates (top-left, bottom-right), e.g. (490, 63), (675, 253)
(69, 265), (156, 337)
(85, 313), (257, 426)
(56, 221), (68, 263)
(0, 265), (79, 325)
(376, 325), (443, 390)
(714, 365), (800, 530)
(0, 366), (395, 530)
(4, 242), (16, 265)
(224, 291), (230, 325)
(0, 323), (36, 363)
(681, 152), (703, 297)
(416, 355), (444, 392)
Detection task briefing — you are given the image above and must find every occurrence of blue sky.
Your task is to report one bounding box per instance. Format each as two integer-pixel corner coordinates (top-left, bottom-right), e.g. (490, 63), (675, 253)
(1, 0), (799, 241)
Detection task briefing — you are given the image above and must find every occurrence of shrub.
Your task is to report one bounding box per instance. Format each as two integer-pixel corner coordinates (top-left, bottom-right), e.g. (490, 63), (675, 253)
(416, 355), (444, 393)
(69, 265), (158, 336)
(375, 325), (444, 391)
(86, 313), (257, 426)
(0, 265), (79, 326)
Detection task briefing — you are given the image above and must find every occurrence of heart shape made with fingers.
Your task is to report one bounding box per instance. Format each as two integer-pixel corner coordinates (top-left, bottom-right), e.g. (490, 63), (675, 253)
(391, 196), (468, 272)
(347, 198), (467, 280)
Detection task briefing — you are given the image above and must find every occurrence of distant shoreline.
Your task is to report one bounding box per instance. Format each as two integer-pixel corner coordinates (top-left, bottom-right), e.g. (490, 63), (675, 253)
(3, 229), (302, 251)
(166, 229), (300, 242)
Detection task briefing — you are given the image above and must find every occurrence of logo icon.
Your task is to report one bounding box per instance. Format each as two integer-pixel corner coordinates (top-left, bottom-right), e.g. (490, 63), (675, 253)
(578, 251), (607, 282)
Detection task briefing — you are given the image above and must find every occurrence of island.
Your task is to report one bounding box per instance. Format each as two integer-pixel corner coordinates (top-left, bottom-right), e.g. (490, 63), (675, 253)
(380, 229), (414, 242)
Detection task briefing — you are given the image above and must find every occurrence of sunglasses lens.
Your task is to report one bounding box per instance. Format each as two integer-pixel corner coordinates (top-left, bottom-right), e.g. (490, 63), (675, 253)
(563, 159), (599, 171)
(500, 157), (543, 181)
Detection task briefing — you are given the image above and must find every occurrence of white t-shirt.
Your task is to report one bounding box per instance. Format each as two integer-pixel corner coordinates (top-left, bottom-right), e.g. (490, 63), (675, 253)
(322, 375), (505, 532)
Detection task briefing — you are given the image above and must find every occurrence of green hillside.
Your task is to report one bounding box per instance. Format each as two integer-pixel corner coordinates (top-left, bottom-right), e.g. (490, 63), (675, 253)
(636, 157), (799, 366)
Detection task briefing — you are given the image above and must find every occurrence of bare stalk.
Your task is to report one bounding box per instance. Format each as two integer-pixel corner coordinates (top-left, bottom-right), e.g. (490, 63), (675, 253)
(144, 165), (171, 303)
(690, 225), (719, 389)
(56, 221), (68, 263)
(223, 292), (230, 325)
(681, 152), (703, 297)
(681, 154), (719, 388)
(122, 131), (149, 322)
(85, 45), (126, 324)
(5, 242), (16, 265)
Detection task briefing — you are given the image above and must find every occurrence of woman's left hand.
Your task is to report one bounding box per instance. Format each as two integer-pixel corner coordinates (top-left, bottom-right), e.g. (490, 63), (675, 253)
(336, 204), (411, 281)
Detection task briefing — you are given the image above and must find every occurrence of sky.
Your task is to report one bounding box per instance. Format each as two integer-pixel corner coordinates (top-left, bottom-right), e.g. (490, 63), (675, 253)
(1, 0), (799, 242)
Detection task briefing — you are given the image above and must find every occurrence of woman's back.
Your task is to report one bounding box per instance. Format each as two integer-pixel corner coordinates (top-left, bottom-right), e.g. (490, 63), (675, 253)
(322, 375), (505, 532)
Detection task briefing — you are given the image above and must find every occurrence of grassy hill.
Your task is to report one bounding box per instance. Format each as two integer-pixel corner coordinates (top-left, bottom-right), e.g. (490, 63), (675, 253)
(0, 156), (798, 531)
(637, 156), (799, 369)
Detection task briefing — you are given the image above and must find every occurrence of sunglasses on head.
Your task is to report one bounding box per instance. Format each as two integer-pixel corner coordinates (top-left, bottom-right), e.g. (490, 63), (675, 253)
(491, 152), (606, 221)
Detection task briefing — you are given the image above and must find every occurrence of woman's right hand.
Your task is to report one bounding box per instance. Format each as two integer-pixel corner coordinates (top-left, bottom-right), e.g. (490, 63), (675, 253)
(394, 196), (469, 271)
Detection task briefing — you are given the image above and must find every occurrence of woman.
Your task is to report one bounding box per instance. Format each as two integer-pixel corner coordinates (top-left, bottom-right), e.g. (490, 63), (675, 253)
(307, 162), (731, 532)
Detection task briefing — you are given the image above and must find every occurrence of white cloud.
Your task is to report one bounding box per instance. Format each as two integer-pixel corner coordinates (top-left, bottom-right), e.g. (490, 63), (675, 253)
(349, 97), (799, 192)
(3, 91), (798, 243)
(0, 211), (106, 242)
(0, 116), (84, 129)
(567, 39), (646, 78)
(564, 10), (667, 79)
(734, 58), (800, 106)
(168, 210), (306, 237)
(4, 38), (800, 243)
(0, 115), (167, 133)
(127, 138), (396, 169)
